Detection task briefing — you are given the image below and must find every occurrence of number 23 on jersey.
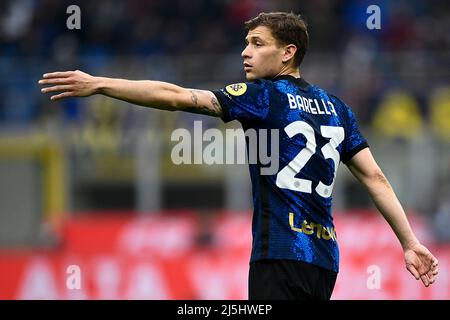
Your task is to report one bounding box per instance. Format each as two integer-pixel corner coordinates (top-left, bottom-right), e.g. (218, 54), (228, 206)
(276, 121), (345, 198)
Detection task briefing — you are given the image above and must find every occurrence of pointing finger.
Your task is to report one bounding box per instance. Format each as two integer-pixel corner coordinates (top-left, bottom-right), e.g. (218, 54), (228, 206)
(39, 78), (72, 85)
(41, 85), (73, 93)
(43, 71), (73, 79)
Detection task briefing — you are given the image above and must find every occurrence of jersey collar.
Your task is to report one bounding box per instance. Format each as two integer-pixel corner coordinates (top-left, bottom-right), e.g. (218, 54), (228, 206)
(272, 75), (310, 90)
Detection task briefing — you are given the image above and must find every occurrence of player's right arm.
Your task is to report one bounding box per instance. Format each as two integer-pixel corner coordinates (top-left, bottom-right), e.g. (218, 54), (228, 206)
(38, 70), (223, 117)
(346, 148), (439, 287)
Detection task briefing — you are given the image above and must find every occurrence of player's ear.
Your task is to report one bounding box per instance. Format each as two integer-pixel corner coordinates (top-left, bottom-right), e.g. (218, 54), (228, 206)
(282, 44), (297, 64)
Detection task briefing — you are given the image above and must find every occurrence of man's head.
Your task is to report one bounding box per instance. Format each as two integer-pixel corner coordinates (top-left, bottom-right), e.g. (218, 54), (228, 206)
(242, 12), (309, 80)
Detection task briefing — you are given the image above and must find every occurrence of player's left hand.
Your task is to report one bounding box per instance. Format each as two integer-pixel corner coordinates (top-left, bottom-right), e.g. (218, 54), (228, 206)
(39, 70), (98, 100)
(404, 242), (438, 287)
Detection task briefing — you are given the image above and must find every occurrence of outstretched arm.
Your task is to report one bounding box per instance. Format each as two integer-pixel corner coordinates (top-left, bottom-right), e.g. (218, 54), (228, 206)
(39, 70), (223, 117)
(346, 148), (439, 287)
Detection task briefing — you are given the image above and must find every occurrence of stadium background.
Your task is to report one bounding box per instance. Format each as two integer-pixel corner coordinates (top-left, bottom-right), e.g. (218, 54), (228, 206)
(0, 0), (449, 299)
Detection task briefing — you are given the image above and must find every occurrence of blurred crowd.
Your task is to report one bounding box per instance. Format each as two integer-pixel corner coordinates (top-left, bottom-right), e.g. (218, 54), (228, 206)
(1, 0), (449, 56)
(0, 0), (449, 130)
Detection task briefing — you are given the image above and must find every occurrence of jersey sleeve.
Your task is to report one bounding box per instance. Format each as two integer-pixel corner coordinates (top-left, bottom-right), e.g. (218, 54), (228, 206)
(212, 80), (271, 123)
(341, 104), (369, 164)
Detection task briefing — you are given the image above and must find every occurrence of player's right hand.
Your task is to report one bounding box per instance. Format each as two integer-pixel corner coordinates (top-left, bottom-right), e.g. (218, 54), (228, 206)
(39, 70), (99, 101)
(404, 242), (438, 287)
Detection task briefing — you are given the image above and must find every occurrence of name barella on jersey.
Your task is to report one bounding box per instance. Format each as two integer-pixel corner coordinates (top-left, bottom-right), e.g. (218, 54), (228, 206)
(212, 75), (368, 272)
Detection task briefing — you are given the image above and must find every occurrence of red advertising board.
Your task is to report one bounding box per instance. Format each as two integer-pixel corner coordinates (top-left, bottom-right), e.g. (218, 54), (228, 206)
(0, 210), (448, 299)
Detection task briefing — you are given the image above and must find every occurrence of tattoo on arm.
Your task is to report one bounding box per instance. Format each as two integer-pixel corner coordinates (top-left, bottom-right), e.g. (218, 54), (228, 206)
(211, 96), (221, 112)
(190, 90), (199, 106)
(188, 90), (222, 117)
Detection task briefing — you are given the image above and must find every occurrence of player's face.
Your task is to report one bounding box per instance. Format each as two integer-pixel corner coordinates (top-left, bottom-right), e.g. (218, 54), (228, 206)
(241, 26), (287, 80)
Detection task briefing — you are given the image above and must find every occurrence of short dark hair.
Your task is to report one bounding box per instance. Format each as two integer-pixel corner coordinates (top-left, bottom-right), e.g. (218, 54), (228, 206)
(244, 12), (309, 67)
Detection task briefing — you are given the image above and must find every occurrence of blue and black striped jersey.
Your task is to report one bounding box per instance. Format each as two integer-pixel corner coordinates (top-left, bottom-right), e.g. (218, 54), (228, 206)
(213, 75), (368, 272)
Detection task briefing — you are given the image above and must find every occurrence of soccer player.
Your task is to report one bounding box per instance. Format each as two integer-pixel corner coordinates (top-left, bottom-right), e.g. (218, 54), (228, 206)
(39, 12), (438, 300)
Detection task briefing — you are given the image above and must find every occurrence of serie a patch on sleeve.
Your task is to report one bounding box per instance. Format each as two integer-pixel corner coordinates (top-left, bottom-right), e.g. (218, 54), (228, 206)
(225, 83), (247, 96)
